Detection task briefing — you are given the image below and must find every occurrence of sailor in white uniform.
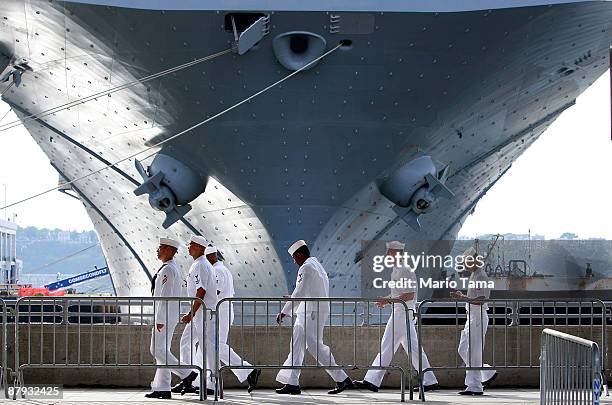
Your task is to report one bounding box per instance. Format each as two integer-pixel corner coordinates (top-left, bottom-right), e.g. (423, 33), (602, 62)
(205, 246), (261, 392)
(146, 237), (184, 399)
(450, 247), (498, 395)
(354, 241), (438, 392)
(275, 240), (354, 395)
(171, 235), (218, 396)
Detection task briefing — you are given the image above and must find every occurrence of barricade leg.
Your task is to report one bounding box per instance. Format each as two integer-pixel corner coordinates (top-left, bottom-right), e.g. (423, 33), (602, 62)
(219, 369), (224, 399)
(199, 368), (204, 401)
(400, 368), (405, 402)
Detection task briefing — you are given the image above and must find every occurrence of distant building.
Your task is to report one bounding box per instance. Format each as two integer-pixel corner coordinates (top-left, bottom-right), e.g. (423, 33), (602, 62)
(0, 219), (19, 284)
(56, 231), (71, 242)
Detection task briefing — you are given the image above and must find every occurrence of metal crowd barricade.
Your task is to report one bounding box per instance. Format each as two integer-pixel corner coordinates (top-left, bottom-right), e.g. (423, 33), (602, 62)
(416, 298), (608, 402)
(12, 296), (209, 400)
(540, 328), (602, 404)
(213, 297), (414, 402)
(0, 299), (7, 399)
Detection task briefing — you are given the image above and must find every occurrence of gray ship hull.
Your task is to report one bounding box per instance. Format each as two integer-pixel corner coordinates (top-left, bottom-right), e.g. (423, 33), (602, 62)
(1, 1), (611, 298)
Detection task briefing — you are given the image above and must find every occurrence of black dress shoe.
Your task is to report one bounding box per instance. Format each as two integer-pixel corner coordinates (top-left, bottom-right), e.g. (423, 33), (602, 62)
(181, 385), (198, 395)
(173, 371), (198, 393)
(482, 372), (498, 389)
(184, 387), (215, 396)
(247, 369), (262, 393)
(275, 384), (301, 395)
(328, 377), (354, 394)
(413, 383), (440, 392)
(353, 380), (379, 392)
(144, 391), (171, 399)
(459, 390), (483, 395)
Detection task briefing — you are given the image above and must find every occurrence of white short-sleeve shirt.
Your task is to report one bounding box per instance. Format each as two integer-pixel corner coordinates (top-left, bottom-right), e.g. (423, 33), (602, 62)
(187, 255), (218, 311)
(466, 267), (491, 311)
(390, 266), (417, 309)
(214, 261), (235, 301)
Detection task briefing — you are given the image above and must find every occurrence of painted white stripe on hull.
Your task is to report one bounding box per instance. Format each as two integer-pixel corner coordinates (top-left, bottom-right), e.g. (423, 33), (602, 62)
(61, 0), (610, 12)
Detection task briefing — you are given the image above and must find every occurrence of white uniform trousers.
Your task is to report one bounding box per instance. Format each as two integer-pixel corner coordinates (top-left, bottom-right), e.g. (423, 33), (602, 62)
(218, 305), (253, 383)
(179, 310), (215, 389)
(150, 321), (185, 391)
(364, 304), (438, 387)
(276, 309), (348, 386)
(458, 307), (496, 392)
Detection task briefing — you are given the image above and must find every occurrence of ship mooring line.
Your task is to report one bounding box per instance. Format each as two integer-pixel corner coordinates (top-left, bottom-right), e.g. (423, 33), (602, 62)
(0, 48), (232, 133)
(0, 43), (343, 211)
(0, 82), (14, 97)
(0, 107), (12, 124)
(28, 243), (101, 273)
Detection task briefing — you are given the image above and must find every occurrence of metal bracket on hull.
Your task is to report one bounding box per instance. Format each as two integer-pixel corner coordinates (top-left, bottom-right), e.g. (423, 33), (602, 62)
(329, 14), (341, 33)
(379, 156), (454, 232)
(0, 58), (31, 88)
(231, 15), (269, 55)
(134, 157), (205, 229)
(393, 169), (454, 232)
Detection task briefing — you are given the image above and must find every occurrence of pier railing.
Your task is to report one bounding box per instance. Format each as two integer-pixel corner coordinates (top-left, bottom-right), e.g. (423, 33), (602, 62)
(213, 297), (414, 402)
(0, 299), (7, 399)
(11, 296), (209, 400)
(416, 299), (608, 401)
(0, 296), (608, 402)
(540, 328), (602, 404)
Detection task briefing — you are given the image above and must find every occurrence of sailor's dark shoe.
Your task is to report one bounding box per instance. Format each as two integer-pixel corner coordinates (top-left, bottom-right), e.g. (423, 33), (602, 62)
(275, 384), (301, 395)
(413, 383), (440, 392)
(353, 379), (379, 392)
(171, 382), (185, 393)
(247, 369), (262, 393)
(328, 377), (354, 394)
(180, 385), (198, 395)
(145, 391), (171, 399)
(174, 371), (198, 393)
(459, 390), (483, 396)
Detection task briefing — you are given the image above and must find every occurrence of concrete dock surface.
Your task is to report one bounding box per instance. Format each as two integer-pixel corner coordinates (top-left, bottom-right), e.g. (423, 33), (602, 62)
(1, 388), (610, 404)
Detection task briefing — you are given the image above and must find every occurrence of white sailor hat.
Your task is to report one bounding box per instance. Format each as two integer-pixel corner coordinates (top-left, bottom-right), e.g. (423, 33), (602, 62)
(204, 246), (217, 255)
(189, 235), (208, 248)
(462, 246), (477, 257)
(385, 240), (405, 250)
(288, 240), (307, 256)
(159, 237), (180, 249)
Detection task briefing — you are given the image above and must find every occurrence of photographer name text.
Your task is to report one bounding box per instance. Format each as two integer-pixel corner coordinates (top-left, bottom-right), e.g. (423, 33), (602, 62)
(372, 277), (495, 290)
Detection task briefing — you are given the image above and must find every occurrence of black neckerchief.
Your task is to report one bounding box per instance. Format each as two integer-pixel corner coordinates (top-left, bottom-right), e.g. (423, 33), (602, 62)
(151, 263), (167, 295)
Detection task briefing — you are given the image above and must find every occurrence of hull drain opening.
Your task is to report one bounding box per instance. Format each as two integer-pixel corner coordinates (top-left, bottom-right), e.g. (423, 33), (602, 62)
(339, 39), (353, 50)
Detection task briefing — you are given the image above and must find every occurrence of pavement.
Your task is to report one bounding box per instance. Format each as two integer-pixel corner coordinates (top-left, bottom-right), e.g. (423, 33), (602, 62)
(0, 387), (571, 405)
(1, 387), (611, 404)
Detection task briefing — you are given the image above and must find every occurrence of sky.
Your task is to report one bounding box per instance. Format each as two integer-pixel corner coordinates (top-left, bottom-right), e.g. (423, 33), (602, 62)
(460, 73), (612, 239)
(0, 73), (610, 237)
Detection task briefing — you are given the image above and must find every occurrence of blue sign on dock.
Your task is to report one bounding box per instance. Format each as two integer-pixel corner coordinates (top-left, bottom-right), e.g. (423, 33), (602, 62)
(45, 267), (110, 291)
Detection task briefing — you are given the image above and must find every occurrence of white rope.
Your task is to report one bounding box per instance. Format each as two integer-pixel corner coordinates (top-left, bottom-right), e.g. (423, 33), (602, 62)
(0, 48), (232, 132)
(28, 243), (100, 273)
(0, 81), (14, 97)
(0, 43), (343, 211)
(0, 106), (12, 124)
